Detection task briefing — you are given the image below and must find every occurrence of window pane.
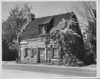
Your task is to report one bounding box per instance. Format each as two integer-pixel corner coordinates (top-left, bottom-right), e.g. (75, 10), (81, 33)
(39, 48), (45, 56)
(24, 48), (28, 57)
(24, 48), (34, 58)
(54, 48), (58, 58)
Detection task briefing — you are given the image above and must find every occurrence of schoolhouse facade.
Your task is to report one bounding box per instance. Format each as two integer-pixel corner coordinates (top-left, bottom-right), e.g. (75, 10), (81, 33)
(19, 12), (78, 64)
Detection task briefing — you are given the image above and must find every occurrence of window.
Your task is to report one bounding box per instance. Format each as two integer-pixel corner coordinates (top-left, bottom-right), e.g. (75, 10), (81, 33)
(39, 48), (45, 56)
(28, 49), (34, 58)
(24, 48), (34, 58)
(24, 48), (28, 57)
(39, 26), (43, 34)
(42, 26), (46, 34)
(39, 25), (46, 35)
(53, 48), (58, 58)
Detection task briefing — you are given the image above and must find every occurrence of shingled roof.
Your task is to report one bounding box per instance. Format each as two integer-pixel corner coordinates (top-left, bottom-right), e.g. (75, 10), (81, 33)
(21, 12), (74, 40)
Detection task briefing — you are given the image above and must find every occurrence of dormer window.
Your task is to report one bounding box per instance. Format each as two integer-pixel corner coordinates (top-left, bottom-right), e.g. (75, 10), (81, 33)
(39, 17), (54, 37)
(39, 25), (47, 35)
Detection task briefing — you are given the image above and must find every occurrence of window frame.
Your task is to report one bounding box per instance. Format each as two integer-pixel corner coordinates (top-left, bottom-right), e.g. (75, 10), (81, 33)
(24, 48), (34, 58)
(39, 48), (45, 56)
(53, 48), (58, 58)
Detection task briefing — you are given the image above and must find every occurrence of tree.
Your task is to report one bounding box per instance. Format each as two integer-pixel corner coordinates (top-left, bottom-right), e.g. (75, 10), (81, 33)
(2, 3), (32, 61)
(71, 2), (96, 24)
(71, 1), (96, 64)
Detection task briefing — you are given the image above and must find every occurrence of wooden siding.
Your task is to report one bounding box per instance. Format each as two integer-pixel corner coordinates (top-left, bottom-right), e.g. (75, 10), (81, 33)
(20, 39), (45, 63)
(21, 39), (45, 48)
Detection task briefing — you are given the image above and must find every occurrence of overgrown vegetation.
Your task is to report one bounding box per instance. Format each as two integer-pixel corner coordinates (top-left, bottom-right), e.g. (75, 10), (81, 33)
(49, 18), (86, 66)
(71, 2), (96, 64)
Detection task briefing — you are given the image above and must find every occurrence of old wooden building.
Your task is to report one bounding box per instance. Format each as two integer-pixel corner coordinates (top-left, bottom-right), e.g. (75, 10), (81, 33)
(19, 12), (78, 64)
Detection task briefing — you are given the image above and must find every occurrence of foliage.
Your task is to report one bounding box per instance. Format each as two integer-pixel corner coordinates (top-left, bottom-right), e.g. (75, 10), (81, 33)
(2, 4), (32, 61)
(49, 18), (86, 66)
(2, 39), (17, 61)
(83, 21), (96, 64)
(71, 2), (96, 64)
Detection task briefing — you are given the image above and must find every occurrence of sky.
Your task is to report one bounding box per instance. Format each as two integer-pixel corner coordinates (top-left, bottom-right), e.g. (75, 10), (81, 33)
(2, 1), (96, 27)
(2, 1), (73, 21)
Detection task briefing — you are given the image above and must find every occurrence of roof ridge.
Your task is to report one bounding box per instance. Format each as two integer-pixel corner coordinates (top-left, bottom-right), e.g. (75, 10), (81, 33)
(35, 12), (73, 19)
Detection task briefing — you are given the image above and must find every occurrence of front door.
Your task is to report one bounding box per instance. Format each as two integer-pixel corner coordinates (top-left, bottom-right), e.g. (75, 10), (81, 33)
(38, 48), (45, 63)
